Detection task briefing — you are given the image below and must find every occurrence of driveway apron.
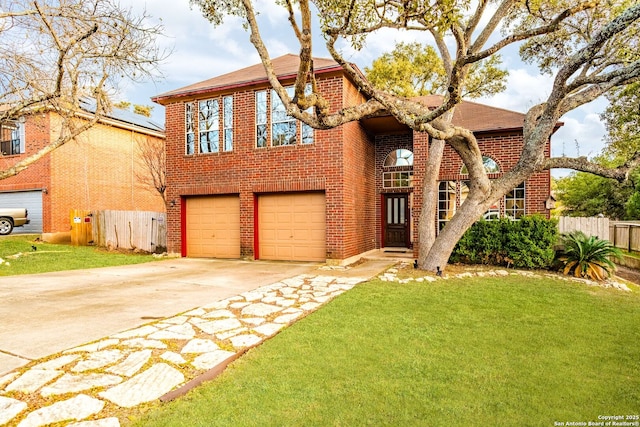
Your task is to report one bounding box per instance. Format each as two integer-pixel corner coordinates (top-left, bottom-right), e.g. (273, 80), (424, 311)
(0, 258), (322, 375)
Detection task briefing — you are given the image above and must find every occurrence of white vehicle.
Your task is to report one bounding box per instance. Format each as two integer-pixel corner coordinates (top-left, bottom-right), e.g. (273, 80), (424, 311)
(0, 208), (30, 235)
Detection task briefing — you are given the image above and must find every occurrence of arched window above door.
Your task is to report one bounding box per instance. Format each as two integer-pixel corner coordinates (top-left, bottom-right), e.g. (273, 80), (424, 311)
(384, 149), (414, 167)
(383, 149), (414, 188)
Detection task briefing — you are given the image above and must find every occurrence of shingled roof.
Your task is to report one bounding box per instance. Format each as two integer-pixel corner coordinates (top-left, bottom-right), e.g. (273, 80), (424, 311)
(154, 54), (536, 133)
(153, 54), (344, 103)
(413, 95), (526, 132)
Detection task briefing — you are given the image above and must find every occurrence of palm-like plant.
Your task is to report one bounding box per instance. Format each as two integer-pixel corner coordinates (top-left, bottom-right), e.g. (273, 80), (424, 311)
(556, 231), (622, 281)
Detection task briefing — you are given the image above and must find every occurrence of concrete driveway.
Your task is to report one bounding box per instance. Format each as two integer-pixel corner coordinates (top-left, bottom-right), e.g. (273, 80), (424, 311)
(0, 258), (321, 375)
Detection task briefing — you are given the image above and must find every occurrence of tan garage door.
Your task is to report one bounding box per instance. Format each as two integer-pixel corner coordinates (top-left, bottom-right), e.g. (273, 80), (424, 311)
(258, 192), (326, 262)
(186, 195), (240, 258)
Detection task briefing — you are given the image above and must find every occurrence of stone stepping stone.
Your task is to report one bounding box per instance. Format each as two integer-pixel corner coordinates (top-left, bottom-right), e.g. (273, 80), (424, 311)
(99, 363), (184, 408)
(191, 350), (236, 371)
(17, 394), (105, 427)
(299, 302), (321, 311)
(240, 291), (264, 302)
(202, 309), (235, 319)
(106, 350), (152, 377)
(241, 303), (283, 317)
(0, 372), (19, 388)
(275, 298), (298, 307)
(216, 327), (248, 340)
(229, 302), (250, 309)
(240, 317), (265, 326)
(229, 334), (262, 349)
(6, 369), (62, 393)
(313, 295), (331, 303)
(120, 338), (167, 349)
(273, 312), (304, 324)
(195, 318), (243, 334)
(65, 339), (119, 353)
(32, 355), (80, 371)
(0, 396), (27, 425)
(149, 323), (195, 340)
(72, 350), (123, 373)
(282, 277), (305, 287)
(181, 338), (220, 354)
(253, 323), (285, 337)
(68, 418), (120, 427)
(41, 373), (123, 397)
(161, 352), (187, 365)
(111, 325), (158, 339)
(279, 287), (298, 296)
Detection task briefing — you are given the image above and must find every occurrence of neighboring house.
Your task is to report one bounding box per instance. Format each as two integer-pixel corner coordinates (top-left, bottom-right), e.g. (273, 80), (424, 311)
(0, 100), (166, 242)
(153, 54), (555, 264)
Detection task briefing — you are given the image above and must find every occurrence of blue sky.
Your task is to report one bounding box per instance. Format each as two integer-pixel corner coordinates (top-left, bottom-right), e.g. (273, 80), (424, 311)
(119, 0), (610, 171)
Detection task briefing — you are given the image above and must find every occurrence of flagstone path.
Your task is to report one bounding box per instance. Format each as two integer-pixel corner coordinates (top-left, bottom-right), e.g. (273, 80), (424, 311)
(0, 273), (364, 426)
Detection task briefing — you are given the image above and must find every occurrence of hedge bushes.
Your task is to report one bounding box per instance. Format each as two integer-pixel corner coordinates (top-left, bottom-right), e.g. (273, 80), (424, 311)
(449, 215), (558, 269)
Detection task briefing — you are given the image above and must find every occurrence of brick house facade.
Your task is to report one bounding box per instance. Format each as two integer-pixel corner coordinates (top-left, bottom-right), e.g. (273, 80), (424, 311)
(153, 54), (553, 264)
(0, 103), (166, 241)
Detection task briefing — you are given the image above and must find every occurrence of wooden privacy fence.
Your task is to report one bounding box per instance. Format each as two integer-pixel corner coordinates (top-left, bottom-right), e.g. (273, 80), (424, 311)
(609, 221), (640, 253)
(557, 216), (610, 241)
(71, 209), (166, 253)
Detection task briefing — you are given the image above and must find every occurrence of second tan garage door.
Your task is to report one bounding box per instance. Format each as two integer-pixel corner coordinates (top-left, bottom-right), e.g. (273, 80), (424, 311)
(186, 195), (240, 258)
(258, 192), (326, 262)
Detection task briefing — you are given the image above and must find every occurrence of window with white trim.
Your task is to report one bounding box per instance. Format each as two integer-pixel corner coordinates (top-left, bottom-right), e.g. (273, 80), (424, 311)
(505, 182), (526, 219)
(383, 149), (414, 189)
(223, 95), (233, 151)
(438, 181), (457, 231)
(255, 85), (314, 148)
(438, 179), (527, 232)
(185, 102), (195, 155)
(199, 99), (219, 153)
(0, 121), (24, 156)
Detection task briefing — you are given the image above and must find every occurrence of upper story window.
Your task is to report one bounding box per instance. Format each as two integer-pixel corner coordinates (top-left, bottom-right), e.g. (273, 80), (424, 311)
(0, 121), (24, 156)
(460, 156), (500, 175)
(185, 102), (195, 155)
(256, 85), (313, 148)
(383, 149), (414, 189)
(184, 96), (233, 155)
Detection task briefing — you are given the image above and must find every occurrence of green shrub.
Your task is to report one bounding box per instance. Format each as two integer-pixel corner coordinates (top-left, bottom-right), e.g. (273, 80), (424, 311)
(555, 231), (622, 281)
(450, 215), (558, 269)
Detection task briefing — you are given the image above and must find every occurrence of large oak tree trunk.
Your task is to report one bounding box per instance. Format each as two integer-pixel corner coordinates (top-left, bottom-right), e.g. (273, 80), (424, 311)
(422, 197), (488, 272)
(417, 138), (444, 268)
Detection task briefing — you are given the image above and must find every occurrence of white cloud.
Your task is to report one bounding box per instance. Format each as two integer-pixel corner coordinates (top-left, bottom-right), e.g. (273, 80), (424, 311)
(481, 68), (554, 113)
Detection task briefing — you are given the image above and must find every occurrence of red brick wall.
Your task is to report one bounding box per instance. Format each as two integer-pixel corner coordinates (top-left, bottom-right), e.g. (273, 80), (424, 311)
(341, 78), (377, 258)
(0, 112), (165, 233)
(49, 118), (166, 232)
(163, 74), (377, 260)
(0, 114), (52, 230)
(163, 74), (551, 262)
(375, 130), (551, 257)
(438, 131), (551, 218)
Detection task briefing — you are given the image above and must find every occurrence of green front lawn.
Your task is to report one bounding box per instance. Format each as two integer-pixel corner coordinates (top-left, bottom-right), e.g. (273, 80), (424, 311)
(132, 273), (640, 426)
(0, 234), (156, 276)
